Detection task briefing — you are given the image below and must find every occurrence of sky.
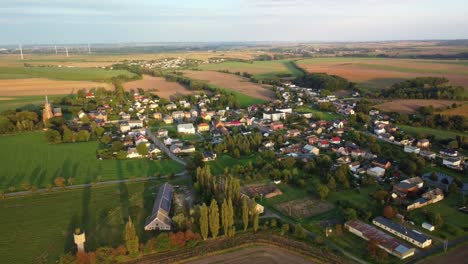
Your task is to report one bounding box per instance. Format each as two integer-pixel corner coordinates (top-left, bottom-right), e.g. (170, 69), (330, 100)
(0, 0), (467, 44)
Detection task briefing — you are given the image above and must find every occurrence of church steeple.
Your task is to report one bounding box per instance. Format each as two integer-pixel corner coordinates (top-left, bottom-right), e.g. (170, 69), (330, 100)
(42, 94), (54, 125)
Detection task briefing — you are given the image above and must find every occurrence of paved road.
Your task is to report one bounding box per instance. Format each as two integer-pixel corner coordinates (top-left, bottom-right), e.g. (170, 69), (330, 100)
(3, 171), (188, 198)
(146, 128), (187, 166)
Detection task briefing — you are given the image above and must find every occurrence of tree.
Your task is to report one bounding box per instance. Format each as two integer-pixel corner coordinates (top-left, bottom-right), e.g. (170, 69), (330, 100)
(343, 208), (357, 221)
(327, 177), (336, 191)
(62, 126), (74, 143)
(45, 129), (62, 143)
(136, 143), (149, 156)
(199, 203), (209, 240)
(280, 223), (289, 236)
(432, 213), (444, 228)
(252, 211), (259, 233)
(316, 184), (329, 200)
(226, 198), (235, 237)
(101, 134), (112, 144)
(221, 199), (229, 236)
(76, 130), (90, 142)
(383, 206), (397, 219)
(294, 224), (307, 239)
(242, 197), (249, 231)
(209, 199), (220, 238)
(124, 217), (139, 255)
(54, 177), (66, 188)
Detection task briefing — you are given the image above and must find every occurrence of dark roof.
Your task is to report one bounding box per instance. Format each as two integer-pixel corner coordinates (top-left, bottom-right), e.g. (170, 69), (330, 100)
(394, 182), (416, 190)
(374, 157), (390, 165)
(145, 183), (173, 227)
(373, 216), (431, 244)
(422, 172), (454, 185)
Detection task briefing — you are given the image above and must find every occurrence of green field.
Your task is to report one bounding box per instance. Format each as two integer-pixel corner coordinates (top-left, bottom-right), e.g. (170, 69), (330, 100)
(0, 95), (65, 111)
(199, 60), (303, 80)
(294, 106), (340, 121)
(0, 180), (164, 264)
(0, 66), (136, 81)
(0, 133), (184, 191)
(207, 84), (266, 108)
(209, 154), (256, 175)
(398, 125), (468, 141)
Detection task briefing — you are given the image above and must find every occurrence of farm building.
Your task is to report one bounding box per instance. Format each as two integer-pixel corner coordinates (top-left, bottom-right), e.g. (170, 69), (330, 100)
(345, 220), (415, 259)
(406, 188), (444, 211)
(372, 216), (432, 248)
(145, 183), (174, 231)
(404, 145), (420, 154)
(422, 172), (454, 192)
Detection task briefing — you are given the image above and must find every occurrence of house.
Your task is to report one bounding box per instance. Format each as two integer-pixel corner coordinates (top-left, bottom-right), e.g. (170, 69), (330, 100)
(407, 188), (444, 211)
(202, 151), (217, 161)
(263, 112), (285, 121)
(337, 156), (351, 164)
(225, 121), (243, 127)
(351, 148), (365, 158)
(170, 145), (181, 154)
(286, 129), (301, 137)
(372, 158), (391, 169)
(172, 111), (185, 120)
(156, 129), (169, 137)
(419, 150), (436, 160)
(153, 112), (162, 120)
(88, 111), (108, 122)
(416, 139), (430, 148)
(393, 182), (418, 197)
(85, 92), (95, 99)
(180, 145), (196, 153)
(404, 145), (420, 154)
(135, 135), (149, 146)
(380, 133), (394, 141)
(163, 115), (174, 124)
(127, 148), (142, 159)
(442, 157), (462, 169)
(318, 139), (329, 148)
(120, 122), (131, 133)
(144, 183), (173, 231)
(402, 177), (424, 189)
(330, 137), (341, 145)
(263, 141), (275, 149)
(121, 112), (131, 120)
(303, 144), (320, 155)
(197, 123), (210, 132)
(166, 103), (177, 110)
(200, 112), (212, 121)
(422, 223), (435, 232)
(345, 220), (415, 259)
(349, 161), (361, 172)
(333, 120), (344, 129)
(367, 167), (386, 178)
(177, 123), (195, 134)
(373, 216), (432, 248)
(307, 135), (319, 145)
(374, 127), (386, 135)
(183, 111), (191, 119)
(128, 120), (143, 128)
(440, 149), (458, 157)
(276, 107), (292, 114)
(149, 144), (161, 155)
(270, 122), (284, 130)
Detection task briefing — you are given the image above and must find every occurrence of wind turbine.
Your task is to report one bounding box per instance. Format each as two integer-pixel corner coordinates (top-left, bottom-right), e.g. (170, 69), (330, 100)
(54, 45), (58, 55)
(19, 44), (24, 60)
(65, 47), (69, 57)
(87, 43), (91, 54)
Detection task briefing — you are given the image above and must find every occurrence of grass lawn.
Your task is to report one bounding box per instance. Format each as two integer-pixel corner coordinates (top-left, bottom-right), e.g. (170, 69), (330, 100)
(294, 106), (340, 121)
(408, 193), (468, 240)
(207, 83), (266, 107)
(0, 95), (65, 112)
(0, 132), (184, 191)
(398, 125), (468, 141)
(0, 180), (167, 264)
(208, 154), (256, 175)
(0, 66), (136, 81)
(328, 186), (380, 208)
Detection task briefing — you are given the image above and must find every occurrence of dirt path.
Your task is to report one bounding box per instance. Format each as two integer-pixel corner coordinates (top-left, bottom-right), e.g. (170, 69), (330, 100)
(184, 246), (315, 264)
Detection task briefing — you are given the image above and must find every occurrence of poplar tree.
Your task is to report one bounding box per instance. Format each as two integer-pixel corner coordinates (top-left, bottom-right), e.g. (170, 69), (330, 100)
(221, 199), (229, 236)
(124, 217), (139, 255)
(209, 199), (220, 238)
(227, 198), (234, 237)
(199, 203), (209, 240)
(252, 211), (259, 233)
(242, 197), (249, 231)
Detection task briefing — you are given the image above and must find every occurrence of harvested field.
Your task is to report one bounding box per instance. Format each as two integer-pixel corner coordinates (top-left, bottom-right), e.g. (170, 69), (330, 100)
(183, 70), (275, 101)
(243, 184), (283, 199)
(374, 99), (464, 114)
(185, 246), (315, 264)
(0, 78), (112, 96)
(440, 104), (468, 118)
(123, 75), (194, 99)
(276, 198), (334, 219)
(297, 58), (468, 89)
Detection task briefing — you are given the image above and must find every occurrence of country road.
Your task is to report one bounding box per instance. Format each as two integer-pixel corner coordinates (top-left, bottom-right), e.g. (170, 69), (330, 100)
(2, 171), (188, 198)
(146, 128), (187, 166)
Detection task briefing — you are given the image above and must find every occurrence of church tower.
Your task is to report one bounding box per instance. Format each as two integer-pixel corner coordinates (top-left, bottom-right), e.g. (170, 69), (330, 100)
(42, 95), (54, 124)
